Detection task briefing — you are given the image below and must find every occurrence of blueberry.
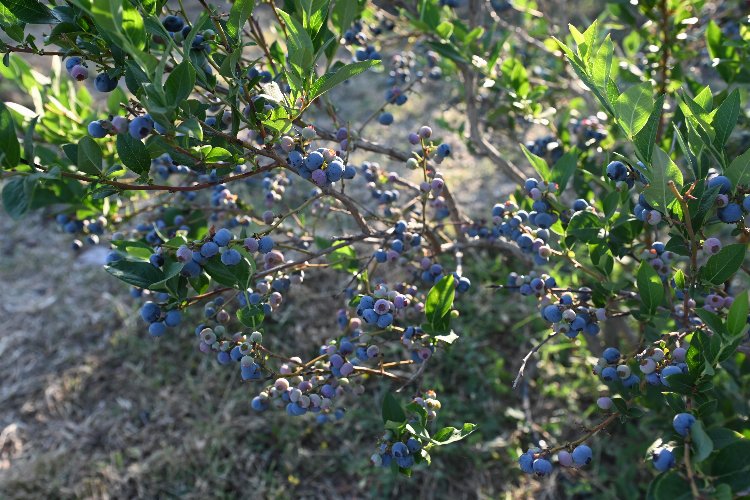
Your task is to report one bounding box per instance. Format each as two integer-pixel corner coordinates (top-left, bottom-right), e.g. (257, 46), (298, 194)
(200, 241), (220, 258)
(164, 310), (182, 327)
(69, 64), (89, 81)
(148, 321), (167, 337)
(162, 15), (185, 33)
(542, 305), (562, 323)
(65, 56), (82, 72)
(378, 112), (394, 125)
(652, 448), (675, 472)
(605, 160), (627, 182)
(437, 143), (451, 157)
(518, 451), (534, 473)
(213, 228), (233, 246)
(573, 199), (588, 211)
(532, 458), (552, 476)
(128, 116), (154, 139)
(94, 72), (119, 92)
(305, 151), (324, 170)
(708, 175), (732, 195)
(602, 347), (620, 364)
(601, 366), (617, 381)
(221, 248), (242, 266)
(258, 236), (274, 253)
(140, 301), (161, 323)
(718, 203), (743, 223)
(87, 120), (107, 138)
(391, 442), (409, 458)
(672, 412), (696, 437)
(660, 365), (682, 386)
(571, 445), (592, 466)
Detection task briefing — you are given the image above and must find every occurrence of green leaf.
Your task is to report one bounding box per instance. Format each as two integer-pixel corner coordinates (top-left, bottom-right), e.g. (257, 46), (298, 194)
(276, 8), (314, 74)
(116, 133), (151, 175)
(0, 102), (20, 169)
(237, 303), (264, 328)
(712, 441), (750, 477)
(634, 94), (665, 162)
(382, 392), (406, 424)
(637, 261), (663, 315)
(549, 152), (577, 192)
(309, 60), (380, 100)
(165, 60), (196, 108)
(425, 274), (455, 333)
(331, 0), (364, 37)
(77, 136), (103, 174)
(105, 259), (165, 289)
(0, 0), (58, 24)
(647, 471), (694, 500)
(724, 147), (750, 189)
(1, 176), (32, 219)
(566, 210), (602, 243)
(520, 143), (551, 179)
(726, 290), (748, 336)
(326, 241), (358, 273)
(431, 423), (477, 445)
(615, 82), (654, 137)
(690, 420), (713, 462)
(673, 269), (686, 290)
(226, 0), (255, 44)
(643, 146), (683, 211)
(713, 89), (740, 147)
(700, 244), (745, 285)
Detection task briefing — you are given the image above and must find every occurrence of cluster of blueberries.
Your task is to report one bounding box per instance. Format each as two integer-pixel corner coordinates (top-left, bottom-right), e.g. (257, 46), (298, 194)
(518, 444), (594, 476)
(55, 214), (107, 248)
(139, 301), (182, 337)
(525, 135), (564, 164)
(287, 146), (357, 187)
(371, 392), (440, 468)
(570, 115), (608, 150)
(650, 412), (698, 472)
(539, 291), (604, 338)
(491, 198), (554, 266)
(705, 174), (750, 224)
(374, 220), (422, 263)
(361, 161), (401, 215)
(401, 326), (436, 364)
(342, 20), (383, 61)
(64, 56), (119, 91)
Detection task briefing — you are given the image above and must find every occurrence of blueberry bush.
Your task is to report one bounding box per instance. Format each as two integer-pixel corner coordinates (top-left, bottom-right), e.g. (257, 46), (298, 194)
(1, 0), (749, 497)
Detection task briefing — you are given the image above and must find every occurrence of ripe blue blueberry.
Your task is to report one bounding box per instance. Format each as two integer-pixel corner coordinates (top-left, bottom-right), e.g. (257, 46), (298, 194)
(605, 160), (627, 182)
(571, 445), (592, 466)
(602, 347), (620, 364)
(87, 120), (107, 138)
(94, 73), (119, 92)
(391, 442), (409, 458)
(378, 112), (394, 125)
(162, 15), (185, 32)
(213, 228), (233, 246)
(660, 365), (682, 386)
(164, 310), (182, 327)
(258, 236), (274, 253)
(200, 241), (220, 258)
(652, 448), (675, 472)
(542, 305), (562, 323)
(128, 116), (154, 139)
(65, 56), (82, 72)
(672, 412), (696, 437)
(148, 321), (166, 337)
(221, 248), (242, 266)
(708, 175), (732, 194)
(140, 301), (161, 323)
(532, 458), (552, 476)
(601, 366), (617, 381)
(718, 203), (743, 223)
